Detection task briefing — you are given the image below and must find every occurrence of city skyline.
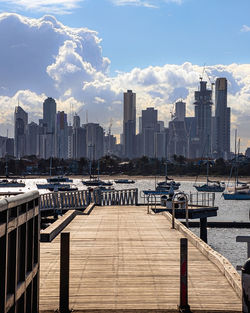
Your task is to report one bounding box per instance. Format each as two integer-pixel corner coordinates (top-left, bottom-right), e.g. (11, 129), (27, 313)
(0, 2), (250, 150)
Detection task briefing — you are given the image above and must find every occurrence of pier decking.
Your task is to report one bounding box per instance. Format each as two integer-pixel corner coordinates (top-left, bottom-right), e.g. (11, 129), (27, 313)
(40, 205), (241, 312)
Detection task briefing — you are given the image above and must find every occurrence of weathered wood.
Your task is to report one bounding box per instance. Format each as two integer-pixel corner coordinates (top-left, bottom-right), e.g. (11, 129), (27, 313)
(40, 205), (241, 312)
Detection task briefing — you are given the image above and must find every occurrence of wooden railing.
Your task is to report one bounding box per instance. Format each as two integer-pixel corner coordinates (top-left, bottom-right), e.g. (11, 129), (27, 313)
(39, 190), (101, 212)
(39, 188), (139, 212)
(0, 190), (40, 313)
(101, 188), (138, 206)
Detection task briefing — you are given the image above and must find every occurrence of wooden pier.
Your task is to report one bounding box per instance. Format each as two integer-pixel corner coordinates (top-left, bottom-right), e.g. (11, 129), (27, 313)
(40, 205), (241, 312)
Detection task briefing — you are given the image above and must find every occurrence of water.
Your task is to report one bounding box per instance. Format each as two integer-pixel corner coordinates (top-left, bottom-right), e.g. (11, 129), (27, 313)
(1, 177), (250, 269)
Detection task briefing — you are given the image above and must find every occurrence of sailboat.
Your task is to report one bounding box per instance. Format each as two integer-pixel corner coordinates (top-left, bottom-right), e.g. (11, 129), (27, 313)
(46, 158), (73, 183)
(82, 160), (113, 187)
(194, 159), (225, 192)
(223, 134), (250, 200)
(156, 161), (180, 191)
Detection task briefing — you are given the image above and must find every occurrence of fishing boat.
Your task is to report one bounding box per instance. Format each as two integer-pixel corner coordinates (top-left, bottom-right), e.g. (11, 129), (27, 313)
(114, 179), (135, 184)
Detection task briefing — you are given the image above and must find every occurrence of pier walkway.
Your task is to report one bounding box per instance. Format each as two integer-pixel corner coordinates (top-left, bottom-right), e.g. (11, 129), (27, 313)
(40, 205), (241, 312)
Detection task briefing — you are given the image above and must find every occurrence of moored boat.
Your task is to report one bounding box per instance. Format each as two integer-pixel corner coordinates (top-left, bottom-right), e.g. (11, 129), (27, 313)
(0, 179), (25, 187)
(114, 179), (135, 184)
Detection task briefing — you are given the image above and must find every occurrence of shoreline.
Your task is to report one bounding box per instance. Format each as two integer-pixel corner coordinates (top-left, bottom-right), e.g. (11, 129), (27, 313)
(6, 174), (250, 183)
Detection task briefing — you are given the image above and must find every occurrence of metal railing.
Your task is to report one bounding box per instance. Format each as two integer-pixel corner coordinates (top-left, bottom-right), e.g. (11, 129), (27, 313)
(189, 192), (215, 207)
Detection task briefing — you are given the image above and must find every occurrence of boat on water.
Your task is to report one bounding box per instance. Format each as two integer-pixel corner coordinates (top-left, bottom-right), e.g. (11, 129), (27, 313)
(223, 133), (250, 200)
(223, 185), (250, 200)
(0, 157), (25, 187)
(194, 158), (225, 192)
(157, 161), (180, 190)
(114, 179), (135, 184)
(194, 179), (225, 192)
(0, 179), (25, 187)
(48, 184), (78, 192)
(47, 175), (73, 183)
(82, 160), (113, 187)
(37, 182), (71, 190)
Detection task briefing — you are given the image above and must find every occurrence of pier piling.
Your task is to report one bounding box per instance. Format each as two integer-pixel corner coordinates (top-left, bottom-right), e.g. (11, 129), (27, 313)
(179, 238), (191, 313)
(60, 232), (70, 313)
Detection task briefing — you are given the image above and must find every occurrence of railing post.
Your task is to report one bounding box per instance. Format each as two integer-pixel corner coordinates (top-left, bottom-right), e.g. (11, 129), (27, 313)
(60, 232), (70, 313)
(242, 259), (250, 313)
(172, 201), (175, 229)
(179, 238), (191, 313)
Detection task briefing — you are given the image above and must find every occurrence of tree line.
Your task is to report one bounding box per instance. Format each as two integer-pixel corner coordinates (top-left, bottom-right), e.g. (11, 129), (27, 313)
(1, 154), (250, 177)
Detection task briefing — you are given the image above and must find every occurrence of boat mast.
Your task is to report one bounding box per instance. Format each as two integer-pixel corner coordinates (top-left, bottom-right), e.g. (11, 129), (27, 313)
(5, 154), (8, 178)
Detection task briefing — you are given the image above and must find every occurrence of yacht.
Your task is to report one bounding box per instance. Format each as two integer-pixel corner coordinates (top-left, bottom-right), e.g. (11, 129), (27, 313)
(0, 179), (25, 187)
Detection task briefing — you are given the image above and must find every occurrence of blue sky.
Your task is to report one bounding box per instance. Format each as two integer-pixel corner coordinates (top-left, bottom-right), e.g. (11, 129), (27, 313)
(0, 0), (250, 150)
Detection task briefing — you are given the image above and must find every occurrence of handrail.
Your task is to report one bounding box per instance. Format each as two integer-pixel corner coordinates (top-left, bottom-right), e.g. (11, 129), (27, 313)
(172, 192), (189, 229)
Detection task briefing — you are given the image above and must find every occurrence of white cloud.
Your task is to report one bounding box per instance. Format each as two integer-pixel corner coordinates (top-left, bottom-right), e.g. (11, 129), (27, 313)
(110, 0), (182, 8)
(241, 24), (250, 32)
(0, 13), (250, 151)
(0, 0), (84, 14)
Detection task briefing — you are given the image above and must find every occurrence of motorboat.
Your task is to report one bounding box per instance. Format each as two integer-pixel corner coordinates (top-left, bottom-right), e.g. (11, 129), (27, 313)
(0, 179), (25, 187)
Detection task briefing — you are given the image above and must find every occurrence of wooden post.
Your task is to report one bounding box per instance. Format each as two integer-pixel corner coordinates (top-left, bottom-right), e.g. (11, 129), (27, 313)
(60, 232), (70, 313)
(242, 259), (250, 312)
(172, 202), (175, 229)
(179, 238), (191, 313)
(200, 217), (207, 243)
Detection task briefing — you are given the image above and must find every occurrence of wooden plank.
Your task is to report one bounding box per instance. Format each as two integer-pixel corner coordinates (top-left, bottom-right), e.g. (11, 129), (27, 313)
(39, 205), (241, 312)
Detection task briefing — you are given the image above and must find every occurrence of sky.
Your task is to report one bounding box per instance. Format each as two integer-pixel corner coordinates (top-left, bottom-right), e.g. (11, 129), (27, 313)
(0, 0), (250, 152)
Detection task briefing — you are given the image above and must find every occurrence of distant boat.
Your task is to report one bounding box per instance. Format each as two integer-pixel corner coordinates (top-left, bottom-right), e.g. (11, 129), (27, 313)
(194, 158), (225, 192)
(0, 156), (25, 187)
(223, 132), (250, 200)
(82, 160), (113, 187)
(0, 179), (25, 188)
(114, 179), (135, 184)
(47, 176), (73, 183)
(48, 184), (78, 192)
(37, 182), (71, 190)
(157, 161), (180, 190)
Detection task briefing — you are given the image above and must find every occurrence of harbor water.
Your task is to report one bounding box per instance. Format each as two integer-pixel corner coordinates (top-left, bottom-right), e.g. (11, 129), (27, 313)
(1, 177), (249, 269)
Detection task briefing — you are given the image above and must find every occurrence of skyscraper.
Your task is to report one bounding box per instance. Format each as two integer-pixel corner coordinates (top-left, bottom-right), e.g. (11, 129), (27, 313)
(14, 105), (28, 158)
(141, 107), (159, 157)
(55, 111), (68, 159)
(43, 97), (56, 134)
(215, 78), (230, 159)
(123, 90), (136, 158)
(194, 80), (213, 156)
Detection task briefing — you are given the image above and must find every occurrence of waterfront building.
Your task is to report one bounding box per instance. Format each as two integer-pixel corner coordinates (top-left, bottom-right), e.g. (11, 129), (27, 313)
(14, 105), (28, 158)
(193, 80), (213, 157)
(154, 132), (166, 159)
(175, 101), (186, 121)
(123, 90), (136, 159)
(214, 78), (230, 159)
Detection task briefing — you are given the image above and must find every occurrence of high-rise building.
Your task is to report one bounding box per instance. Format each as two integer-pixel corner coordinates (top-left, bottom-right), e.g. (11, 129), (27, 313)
(193, 80), (213, 156)
(14, 105), (28, 158)
(55, 111), (68, 159)
(175, 101), (186, 121)
(84, 123), (104, 160)
(0, 136), (14, 157)
(215, 78), (230, 159)
(26, 122), (39, 156)
(123, 90), (136, 158)
(43, 97), (56, 134)
(141, 107), (159, 157)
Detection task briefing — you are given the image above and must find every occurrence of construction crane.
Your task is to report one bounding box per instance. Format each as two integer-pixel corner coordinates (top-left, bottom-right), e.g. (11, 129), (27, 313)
(200, 64), (215, 92)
